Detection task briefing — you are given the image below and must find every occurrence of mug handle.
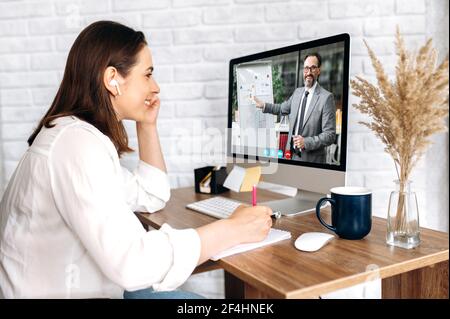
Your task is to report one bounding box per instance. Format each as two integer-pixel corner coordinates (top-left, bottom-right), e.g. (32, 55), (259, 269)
(316, 197), (336, 232)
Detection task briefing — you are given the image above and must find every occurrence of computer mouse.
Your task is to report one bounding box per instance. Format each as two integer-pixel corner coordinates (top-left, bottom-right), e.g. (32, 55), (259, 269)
(294, 232), (335, 252)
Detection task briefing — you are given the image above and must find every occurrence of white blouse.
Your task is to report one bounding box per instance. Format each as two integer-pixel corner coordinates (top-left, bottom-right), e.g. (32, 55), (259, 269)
(0, 116), (201, 299)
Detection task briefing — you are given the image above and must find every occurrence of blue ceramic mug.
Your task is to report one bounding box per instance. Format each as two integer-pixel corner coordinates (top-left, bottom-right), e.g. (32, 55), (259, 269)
(316, 187), (372, 240)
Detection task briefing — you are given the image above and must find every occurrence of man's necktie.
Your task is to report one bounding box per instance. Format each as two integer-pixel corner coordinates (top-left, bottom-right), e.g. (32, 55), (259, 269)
(296, 90), (309, 136)
(291, 91), (309, 156)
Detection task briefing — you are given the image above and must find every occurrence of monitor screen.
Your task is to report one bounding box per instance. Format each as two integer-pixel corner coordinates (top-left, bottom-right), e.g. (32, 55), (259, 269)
(228, 33), (349, 172)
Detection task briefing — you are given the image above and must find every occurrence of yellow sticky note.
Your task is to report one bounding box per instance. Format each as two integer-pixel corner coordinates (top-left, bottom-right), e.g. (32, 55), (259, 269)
(240, 166), (261, 192)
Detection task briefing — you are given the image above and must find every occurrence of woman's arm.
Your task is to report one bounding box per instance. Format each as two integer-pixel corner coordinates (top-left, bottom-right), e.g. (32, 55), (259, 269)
(135, 93), (273, 265)
(195, 205), (272, 265)
(116, 96), (170, 213)
(136, 122), (167, 173)
(135, 94), (167, 173)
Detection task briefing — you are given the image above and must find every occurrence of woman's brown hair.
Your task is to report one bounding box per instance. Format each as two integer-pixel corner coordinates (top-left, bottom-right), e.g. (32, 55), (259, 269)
(27, 21), (147, 156)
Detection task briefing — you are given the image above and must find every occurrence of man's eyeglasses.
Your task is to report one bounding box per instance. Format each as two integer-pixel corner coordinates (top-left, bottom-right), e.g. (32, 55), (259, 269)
(303, 65), (319, 73)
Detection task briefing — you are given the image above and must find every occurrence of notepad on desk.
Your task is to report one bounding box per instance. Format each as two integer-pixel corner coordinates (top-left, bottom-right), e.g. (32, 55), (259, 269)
(210, 228), (291, 261)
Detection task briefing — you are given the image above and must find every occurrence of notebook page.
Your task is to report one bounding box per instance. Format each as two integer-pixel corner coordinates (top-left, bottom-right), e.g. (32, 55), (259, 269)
(211, 228), (291, 261)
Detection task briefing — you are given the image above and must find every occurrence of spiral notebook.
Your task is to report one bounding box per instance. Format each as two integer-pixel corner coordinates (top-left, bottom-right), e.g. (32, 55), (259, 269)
(211, 228), (291, 261)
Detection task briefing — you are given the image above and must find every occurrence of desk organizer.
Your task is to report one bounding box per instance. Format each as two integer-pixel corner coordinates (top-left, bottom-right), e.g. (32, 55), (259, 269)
(194, 166), (229, 194)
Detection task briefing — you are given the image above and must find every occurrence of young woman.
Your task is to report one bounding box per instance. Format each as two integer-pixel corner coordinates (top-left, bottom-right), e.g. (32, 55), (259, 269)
(0, 21), (272, 299)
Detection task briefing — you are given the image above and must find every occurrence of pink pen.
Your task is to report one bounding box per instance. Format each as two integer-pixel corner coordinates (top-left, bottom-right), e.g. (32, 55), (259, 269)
(252, 185), (281, 218)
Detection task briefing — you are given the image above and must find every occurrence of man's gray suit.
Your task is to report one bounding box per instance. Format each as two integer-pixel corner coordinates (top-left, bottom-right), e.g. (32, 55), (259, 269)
(263, 83), (336, 163)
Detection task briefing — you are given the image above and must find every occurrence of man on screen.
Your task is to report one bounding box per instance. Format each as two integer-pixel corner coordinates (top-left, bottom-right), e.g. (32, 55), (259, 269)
(254, 53), (336, 164)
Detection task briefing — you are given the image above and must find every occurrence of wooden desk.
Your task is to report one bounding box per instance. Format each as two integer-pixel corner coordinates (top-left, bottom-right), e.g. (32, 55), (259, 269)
(137, 187), (449, 299)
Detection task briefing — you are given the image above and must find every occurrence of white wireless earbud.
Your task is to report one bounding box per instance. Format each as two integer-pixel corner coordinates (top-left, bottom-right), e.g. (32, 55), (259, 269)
(109, 79), (122, 96)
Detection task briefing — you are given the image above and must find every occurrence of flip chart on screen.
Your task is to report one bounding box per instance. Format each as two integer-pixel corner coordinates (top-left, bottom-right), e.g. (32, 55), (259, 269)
(236, 62), (276, 148)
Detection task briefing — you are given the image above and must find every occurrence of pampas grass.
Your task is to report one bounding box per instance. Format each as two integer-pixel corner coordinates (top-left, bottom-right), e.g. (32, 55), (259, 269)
(351, 27), (449, 234)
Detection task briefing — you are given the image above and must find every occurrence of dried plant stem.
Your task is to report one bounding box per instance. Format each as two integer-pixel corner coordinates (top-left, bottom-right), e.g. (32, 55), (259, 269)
(391, 159), (408, 234)
(393, 159), (400, 180)
(394, 182), (407, 233)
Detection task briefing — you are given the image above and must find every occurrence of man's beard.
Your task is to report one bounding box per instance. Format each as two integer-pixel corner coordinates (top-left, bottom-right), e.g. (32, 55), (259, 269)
(304, 75), (315, 88)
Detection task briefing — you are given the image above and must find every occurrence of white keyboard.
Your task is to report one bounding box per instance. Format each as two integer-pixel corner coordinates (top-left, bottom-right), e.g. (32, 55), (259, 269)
(186, 197), (243, 219)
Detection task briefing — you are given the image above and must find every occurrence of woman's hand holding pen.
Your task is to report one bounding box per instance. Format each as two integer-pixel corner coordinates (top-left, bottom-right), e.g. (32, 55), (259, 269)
(228, 205), (272, 244)
(196, 205), (272, 265)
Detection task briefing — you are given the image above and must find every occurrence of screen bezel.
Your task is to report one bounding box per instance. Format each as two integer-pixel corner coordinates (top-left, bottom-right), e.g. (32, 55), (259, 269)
(227, 33), (350, 172)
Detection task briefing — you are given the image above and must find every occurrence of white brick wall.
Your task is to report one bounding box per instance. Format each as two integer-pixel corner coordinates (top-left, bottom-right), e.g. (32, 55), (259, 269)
(0, 0), (448, 299)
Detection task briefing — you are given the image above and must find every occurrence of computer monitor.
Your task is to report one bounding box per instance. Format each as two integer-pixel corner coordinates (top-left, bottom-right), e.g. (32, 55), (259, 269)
(227, 33), (350, 215)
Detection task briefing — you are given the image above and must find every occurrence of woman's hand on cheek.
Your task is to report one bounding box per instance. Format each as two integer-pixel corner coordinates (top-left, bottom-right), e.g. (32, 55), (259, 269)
(141, 95), (160, 126)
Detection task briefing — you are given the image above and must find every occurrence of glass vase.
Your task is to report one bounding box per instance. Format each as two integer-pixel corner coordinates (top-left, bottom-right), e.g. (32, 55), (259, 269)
(386, 180), (420, 249)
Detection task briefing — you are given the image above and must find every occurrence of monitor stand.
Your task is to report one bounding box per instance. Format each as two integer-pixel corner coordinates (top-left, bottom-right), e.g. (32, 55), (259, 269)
(261, 189), (328, 216)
